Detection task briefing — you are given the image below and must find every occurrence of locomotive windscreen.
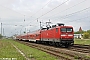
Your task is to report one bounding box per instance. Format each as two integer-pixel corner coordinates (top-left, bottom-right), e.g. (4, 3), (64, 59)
(61, 28), (73, 32)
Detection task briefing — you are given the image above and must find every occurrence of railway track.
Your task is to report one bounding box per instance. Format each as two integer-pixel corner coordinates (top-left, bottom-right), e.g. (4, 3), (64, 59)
(15, 40), (90, 60)
(68, 44), (90, 53)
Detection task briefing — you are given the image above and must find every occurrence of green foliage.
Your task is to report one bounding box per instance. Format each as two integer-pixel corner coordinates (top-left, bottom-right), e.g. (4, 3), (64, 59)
(23, 31), (26, 33)
(83, 32), (90, 39)
(87, 30), (90, 34)
(74, 56), (79, 59)
(0, 34), (3, 39)
(74, 30), (85, 34)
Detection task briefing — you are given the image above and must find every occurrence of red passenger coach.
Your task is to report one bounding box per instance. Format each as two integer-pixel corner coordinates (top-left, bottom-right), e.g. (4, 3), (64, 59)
(28, 31), (41, 42)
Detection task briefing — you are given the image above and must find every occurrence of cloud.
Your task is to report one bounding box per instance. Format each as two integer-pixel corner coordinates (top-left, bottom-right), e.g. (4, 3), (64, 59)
(0, 0), (90, 36)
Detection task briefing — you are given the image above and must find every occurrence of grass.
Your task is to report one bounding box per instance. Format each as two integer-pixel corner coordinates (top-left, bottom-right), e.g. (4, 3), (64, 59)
(1, 39), (89, 60)
(0, 39), (26, 60)
(74, 39), (90, 45)
(10, 40), (58, 60)
(0, 39), (58, 60)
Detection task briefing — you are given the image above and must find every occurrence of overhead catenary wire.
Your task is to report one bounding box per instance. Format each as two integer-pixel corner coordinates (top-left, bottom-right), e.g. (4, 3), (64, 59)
(0, 4), (24, 16)
(28, 0), (90, 31)
(1, 0), (90, 35)
(65, 15), (90, 23)
(29, 0), (89, 24)
(0, 0), (88, 23)
(0, 0), (51, 24)
(26, 0), (53, 28)
(52, 6), (90, 21)
(27, 0), (88, 29)
(0, 3), (26, 33)
(30, 0), (52, 17)
(27, 0), (70, 28)
(35, 6), (90, 28)
(61, 7), (90, 19)
(37, 0), (70, 19)
(46, 0), (88, 19)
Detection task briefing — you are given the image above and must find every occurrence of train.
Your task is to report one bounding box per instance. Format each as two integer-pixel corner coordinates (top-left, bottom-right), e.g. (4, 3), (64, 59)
(16, 23), (74, 47)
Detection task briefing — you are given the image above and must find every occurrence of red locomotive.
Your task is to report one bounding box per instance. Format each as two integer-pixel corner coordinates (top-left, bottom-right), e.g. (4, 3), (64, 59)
(16, 23), (74, 47)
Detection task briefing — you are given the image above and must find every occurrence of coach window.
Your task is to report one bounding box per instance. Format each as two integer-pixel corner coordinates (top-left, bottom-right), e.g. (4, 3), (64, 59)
(56, 28), (58, 32)
(36, 34), (38, 36)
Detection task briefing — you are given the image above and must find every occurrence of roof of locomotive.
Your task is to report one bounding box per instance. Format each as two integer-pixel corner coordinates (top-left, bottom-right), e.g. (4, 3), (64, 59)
(53, 23), (73, 28)
(56, 25), (73, 28)
(41, 25), (73, 31)
(41, 23), (73, 30)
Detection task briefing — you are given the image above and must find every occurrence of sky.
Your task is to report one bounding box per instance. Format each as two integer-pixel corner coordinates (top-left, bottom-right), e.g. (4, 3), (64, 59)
(0, 0), (90, 37)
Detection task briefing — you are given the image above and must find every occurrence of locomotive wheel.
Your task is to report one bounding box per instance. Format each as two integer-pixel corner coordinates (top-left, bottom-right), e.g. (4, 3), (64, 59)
(55, 42), (59, 47)
(36, 40), (39, 44)
(46, 41), (49, 45)
(65, 44), (69, 48)
(49, 42), (53, 46)
(59, 43), (62, 47)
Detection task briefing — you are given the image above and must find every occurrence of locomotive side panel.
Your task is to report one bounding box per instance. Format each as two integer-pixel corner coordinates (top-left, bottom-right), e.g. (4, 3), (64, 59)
(41, 28), (56, 41)
(41, 28), (61, 42)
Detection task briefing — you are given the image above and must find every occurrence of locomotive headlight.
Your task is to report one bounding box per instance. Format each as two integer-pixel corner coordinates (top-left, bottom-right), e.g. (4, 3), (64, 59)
(68, 34), (73, 36)
(61, 34), (66, 36)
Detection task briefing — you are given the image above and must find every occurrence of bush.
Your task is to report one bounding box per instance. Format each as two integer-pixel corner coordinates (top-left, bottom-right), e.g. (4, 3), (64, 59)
(0, 34), (3, 39)
(83, 32), (90, 39)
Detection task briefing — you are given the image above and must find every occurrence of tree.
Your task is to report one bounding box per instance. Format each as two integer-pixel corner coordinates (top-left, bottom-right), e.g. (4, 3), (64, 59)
(23, 31), (26, 33)
(0, 34), (3, 39)
(74, 30), (85, 34)
(83, 32), (90, 39)
(87, 30), (90, 34)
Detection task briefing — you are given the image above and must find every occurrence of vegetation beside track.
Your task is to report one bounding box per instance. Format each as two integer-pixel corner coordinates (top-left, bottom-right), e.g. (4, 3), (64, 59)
(0, 39), (25, 60)
(74, 39), (90, 45)
(0, 39), (58, 60)
(0, 38), (89, 60)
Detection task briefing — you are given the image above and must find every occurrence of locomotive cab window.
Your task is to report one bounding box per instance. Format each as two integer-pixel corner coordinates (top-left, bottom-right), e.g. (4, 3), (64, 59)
(61, 28), (73, 32)
(67, 28), (73, 32)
